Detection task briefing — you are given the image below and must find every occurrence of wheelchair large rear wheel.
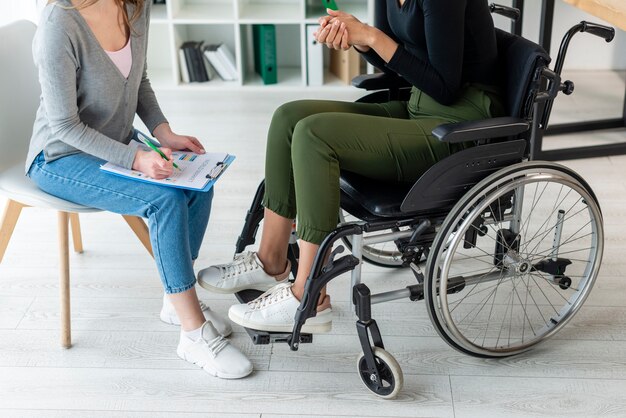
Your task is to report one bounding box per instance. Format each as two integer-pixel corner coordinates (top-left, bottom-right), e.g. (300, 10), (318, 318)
(425, 162), (603, 357)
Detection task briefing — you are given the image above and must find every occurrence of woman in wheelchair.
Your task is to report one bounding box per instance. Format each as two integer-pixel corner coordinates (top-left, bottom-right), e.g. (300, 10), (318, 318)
(198, 0), (507, 333)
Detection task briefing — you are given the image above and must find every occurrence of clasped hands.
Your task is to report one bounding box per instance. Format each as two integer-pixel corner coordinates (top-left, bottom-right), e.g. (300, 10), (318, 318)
(313, 8), (373, 52)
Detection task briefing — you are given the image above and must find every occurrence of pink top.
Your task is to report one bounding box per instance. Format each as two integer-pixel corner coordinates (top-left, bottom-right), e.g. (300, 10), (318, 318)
(105, 38), (132, 78)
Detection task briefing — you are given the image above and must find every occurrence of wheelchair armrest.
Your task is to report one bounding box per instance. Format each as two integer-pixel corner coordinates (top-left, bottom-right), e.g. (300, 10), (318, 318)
(432, 117), (530, 143)
(351, 73), (411, 91)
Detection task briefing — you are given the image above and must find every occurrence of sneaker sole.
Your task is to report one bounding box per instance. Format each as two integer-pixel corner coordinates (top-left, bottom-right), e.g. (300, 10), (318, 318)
(228, 308), (332, 334)
(177, 347), (252, 380)
(197, 278), (287, 294)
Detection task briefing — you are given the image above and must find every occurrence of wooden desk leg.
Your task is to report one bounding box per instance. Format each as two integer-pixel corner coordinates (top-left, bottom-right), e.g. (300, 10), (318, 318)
(58, 211), (71, 349)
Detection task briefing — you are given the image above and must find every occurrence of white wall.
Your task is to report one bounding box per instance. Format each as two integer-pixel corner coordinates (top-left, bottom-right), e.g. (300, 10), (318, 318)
(0, 0), (40, 26)
(493, 0), (625, 70)
(1, 0), (624, 70)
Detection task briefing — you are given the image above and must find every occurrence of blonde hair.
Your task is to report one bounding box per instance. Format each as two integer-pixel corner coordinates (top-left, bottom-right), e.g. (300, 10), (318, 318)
(50, 0), (145, 30)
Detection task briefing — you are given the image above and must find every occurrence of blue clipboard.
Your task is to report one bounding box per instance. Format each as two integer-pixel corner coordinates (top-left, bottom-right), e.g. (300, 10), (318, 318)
(202, 154), (236, 192)
(101, 148), (235, 192)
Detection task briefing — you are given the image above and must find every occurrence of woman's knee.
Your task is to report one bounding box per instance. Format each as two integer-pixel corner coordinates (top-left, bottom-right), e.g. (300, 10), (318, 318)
(268, 101), (318, 146)
(151, 187), (188, 215)
(291, 114), (331, 160)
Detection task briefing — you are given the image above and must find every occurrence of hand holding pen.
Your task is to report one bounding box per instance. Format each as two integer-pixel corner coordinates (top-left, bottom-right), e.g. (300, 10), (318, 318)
(132, 147), (175, 180)
(137, 132), (181, 171)
(130, 131), (175, 179)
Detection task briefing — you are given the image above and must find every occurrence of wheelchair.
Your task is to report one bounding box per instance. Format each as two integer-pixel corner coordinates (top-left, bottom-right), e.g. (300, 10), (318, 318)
(231, 6), (614, 398)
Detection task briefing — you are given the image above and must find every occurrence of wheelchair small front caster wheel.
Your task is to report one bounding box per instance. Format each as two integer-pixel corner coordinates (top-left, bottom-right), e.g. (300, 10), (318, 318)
(558, 276), (572, 290)
(357, 347), (403, 399)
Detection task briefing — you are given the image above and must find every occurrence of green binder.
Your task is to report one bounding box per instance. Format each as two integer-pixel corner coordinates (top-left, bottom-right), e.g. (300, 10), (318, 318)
(321, 0), (338, 10)
(252, 24), (277, 85)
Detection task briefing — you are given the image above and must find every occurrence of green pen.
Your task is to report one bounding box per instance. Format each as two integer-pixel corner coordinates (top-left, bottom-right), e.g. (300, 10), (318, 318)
(137, 131), (181, 170)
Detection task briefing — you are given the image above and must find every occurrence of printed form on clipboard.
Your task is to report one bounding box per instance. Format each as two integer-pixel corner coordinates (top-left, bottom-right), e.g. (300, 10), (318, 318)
(100, 141), (235, 192)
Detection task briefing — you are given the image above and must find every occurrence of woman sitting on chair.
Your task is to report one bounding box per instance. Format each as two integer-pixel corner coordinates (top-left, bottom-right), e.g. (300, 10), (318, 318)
(27, 0), (252, 378)
(199, 0), (505, 333)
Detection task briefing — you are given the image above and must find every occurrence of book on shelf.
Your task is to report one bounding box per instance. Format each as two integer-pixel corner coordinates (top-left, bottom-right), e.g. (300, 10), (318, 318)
(178, 48), (190, 83)
(252, 24), (277, 85)
(180, 41), (209, 83)
(202, 43), (237, 81)
(216, 44), (238, 80)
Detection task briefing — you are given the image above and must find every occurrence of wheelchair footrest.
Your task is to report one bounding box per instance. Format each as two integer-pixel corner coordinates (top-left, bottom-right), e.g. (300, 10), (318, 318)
(234, 289), (313, 346)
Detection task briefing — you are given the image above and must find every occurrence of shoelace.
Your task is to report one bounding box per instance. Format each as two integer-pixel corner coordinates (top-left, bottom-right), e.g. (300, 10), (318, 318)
(220, 252), (259, 279)
(198, 323), (229, 357)
(247, 283), (292, 310)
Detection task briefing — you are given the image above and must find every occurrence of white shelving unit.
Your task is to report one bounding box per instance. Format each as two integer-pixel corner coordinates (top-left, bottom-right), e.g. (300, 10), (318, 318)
(148, 0), (373, 89)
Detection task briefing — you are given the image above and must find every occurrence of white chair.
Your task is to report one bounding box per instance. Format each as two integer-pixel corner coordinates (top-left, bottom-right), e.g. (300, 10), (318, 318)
(0, 21), (154, 348)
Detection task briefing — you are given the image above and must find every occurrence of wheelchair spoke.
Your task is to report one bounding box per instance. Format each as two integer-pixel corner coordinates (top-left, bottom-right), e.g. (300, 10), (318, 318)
(525, 212), (592, 259)
(447, 266), (503, 312)
(527, 229), (593, 262)
(511, 272), (537, 340)
(481, 273), (503, 347)
(528, 271), (571, 307)
(528, 244), (594, 261)
(520, 196), (583, 256)
(519, 182), (551, 246)
(530, 270), (581, 292)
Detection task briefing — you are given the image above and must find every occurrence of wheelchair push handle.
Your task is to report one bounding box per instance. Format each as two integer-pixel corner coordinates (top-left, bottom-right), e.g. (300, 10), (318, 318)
(541, 20), (615, 130)
(580, 21), (615, 42)
(489, 3), (520, 21)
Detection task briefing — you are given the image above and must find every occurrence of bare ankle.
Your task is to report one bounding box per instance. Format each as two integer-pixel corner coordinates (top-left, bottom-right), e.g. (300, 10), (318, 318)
(257, 253), (288, 277)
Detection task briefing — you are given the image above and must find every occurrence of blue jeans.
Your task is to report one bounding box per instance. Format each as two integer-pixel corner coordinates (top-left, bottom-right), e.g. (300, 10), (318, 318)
(28, 152), (213, 294)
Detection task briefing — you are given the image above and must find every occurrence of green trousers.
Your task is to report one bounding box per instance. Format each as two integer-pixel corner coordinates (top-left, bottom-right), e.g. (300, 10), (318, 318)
(263, 85), (504, 244)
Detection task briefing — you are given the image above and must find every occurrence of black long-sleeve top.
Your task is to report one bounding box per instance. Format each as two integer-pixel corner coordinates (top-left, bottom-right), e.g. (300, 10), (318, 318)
(361, 0), (498, 105)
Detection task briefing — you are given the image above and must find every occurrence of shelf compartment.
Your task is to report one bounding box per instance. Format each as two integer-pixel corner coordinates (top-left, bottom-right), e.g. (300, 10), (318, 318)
(240, 24), (303, 87)
(237, 0), (302, 23)
(147, 23), (175, 87)
(170, 0), (236, 23)
(173, 24), (240, 86)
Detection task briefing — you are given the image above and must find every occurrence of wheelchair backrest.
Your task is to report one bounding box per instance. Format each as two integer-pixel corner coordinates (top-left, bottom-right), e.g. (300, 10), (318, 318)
(494, 28), (551, 120)
(398, 30), (551, 214)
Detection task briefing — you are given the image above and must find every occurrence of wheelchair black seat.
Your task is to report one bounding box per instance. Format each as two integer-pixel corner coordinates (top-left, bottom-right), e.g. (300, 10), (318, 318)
(339, 171), (414, 221)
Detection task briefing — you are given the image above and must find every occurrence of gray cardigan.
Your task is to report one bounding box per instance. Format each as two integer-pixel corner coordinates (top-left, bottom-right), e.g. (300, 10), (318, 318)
(26, 0), (167, 173)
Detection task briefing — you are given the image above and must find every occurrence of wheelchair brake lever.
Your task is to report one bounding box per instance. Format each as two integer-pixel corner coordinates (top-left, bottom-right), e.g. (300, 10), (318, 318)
(322, 245), (345, 273)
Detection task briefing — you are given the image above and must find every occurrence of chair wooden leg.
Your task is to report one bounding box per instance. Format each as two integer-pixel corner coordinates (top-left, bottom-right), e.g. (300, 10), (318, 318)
(58, 211), (71, 349)
(69, 213), (84, 254)
(0, 199), (25, 263)
(122, 215), (154, 258)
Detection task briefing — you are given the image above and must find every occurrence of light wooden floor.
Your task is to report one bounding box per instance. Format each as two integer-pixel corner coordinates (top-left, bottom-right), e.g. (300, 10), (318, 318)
(1, 71), (625, 418)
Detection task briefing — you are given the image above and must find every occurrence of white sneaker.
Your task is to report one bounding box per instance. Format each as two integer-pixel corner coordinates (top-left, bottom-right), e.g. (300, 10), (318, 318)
(228, 283), (332, 333)
(177, 321), (253, 379)
(197, 251), (290, 294)
(160, 294), (232, 337)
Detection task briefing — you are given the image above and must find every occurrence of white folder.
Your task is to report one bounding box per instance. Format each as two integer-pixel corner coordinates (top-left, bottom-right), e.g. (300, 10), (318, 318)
(306, 24), (324, 86)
